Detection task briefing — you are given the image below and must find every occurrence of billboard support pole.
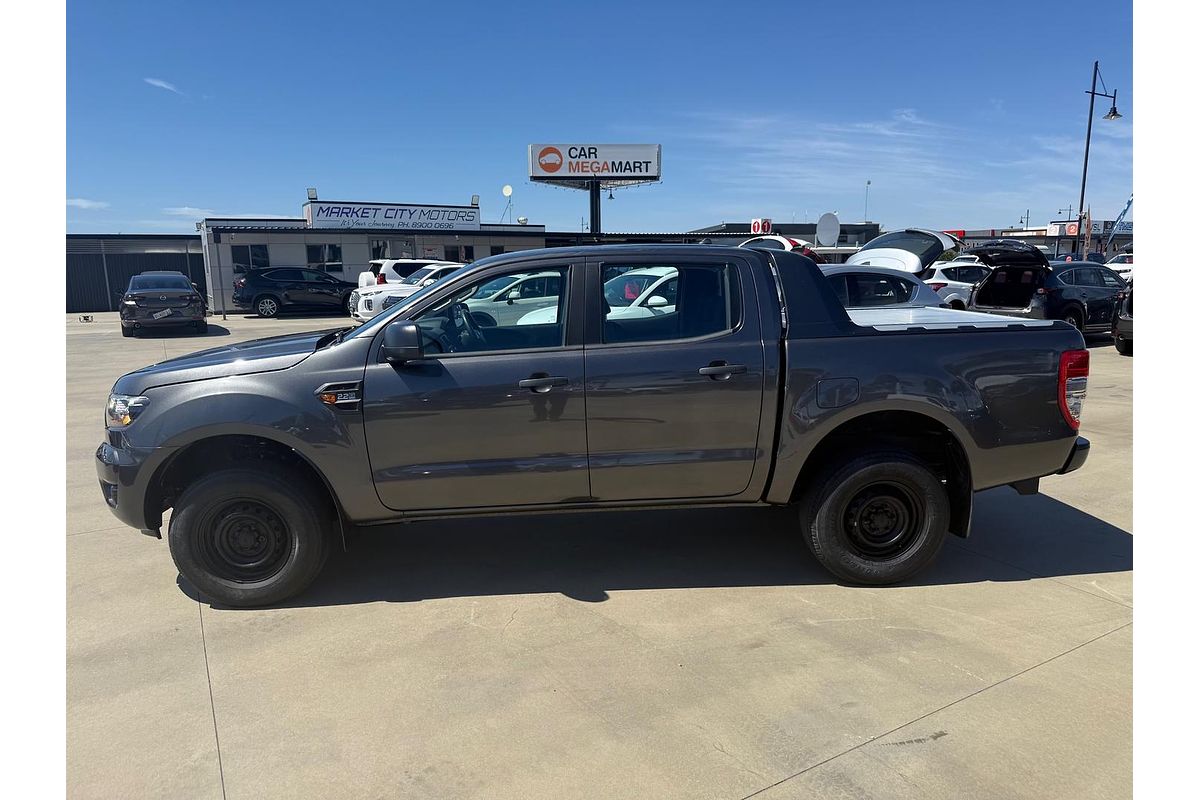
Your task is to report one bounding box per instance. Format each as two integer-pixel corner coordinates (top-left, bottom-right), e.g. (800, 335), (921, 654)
(588, 180), (602, 236)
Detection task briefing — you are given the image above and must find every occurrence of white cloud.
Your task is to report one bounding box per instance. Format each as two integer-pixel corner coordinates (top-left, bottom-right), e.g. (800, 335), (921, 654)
(67, 198), (109, 210)
(143, 77), (182, 95)
(163, 206), (215, 217)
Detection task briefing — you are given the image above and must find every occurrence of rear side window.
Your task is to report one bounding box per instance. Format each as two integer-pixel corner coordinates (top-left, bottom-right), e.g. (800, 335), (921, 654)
(834, 273), (917, 307)
(1075, 268), (1105, 287)
(601, 263), (740, 344)
(263, 269), (301, 282)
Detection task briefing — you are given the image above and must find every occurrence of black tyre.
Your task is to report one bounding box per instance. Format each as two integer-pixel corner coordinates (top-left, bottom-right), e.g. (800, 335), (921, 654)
(255, 295), (281, 318)
(168, 468), (331, 607)
(121, 326), (134, 338)
(949, 300), (966, 310)
(1114, 334), (1132, 356)
(1062, 308), (1084, 331)
(797, 451), (950, 585)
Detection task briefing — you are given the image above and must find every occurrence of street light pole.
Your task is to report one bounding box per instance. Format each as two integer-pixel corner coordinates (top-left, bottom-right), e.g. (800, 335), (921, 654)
(864, 180), (871, 222)
(1076, 60), (1122, 254)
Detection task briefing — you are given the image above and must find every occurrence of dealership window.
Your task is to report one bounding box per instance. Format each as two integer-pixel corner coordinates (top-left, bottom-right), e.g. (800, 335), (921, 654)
(307, 244), (344, 273)
(462, 245), (475, 262)
(491, 245), (505, 256)
(231, 244), (269, 274)
(370, 239), (390, 260)
(444, 245), (461, 262)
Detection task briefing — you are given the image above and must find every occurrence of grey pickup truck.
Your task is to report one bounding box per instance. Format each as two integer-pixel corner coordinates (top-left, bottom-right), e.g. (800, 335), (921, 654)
(96, 245), (1091, 607)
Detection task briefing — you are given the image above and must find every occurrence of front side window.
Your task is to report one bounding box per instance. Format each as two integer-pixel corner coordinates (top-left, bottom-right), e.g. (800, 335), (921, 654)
(601, 263), (739, 344)
(410, 267), (568, 354)
(1100, 270), (1124, 287)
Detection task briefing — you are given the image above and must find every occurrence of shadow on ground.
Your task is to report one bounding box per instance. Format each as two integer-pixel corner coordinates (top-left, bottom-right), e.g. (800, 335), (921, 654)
(132, 324), (231, 338)
(182, 487), (1131, 609)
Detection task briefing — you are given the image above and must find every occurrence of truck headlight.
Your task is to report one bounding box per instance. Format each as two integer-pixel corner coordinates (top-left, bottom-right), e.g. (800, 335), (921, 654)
(106, 394), (150, 428)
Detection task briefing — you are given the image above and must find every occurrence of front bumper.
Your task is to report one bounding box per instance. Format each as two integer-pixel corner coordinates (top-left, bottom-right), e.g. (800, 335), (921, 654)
(1057, 436), (1090, 475)
(96, 440), (176, 536)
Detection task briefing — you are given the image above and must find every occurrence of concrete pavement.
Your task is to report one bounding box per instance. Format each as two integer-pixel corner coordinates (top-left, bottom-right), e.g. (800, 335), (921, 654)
(66, 311), (1131, 799)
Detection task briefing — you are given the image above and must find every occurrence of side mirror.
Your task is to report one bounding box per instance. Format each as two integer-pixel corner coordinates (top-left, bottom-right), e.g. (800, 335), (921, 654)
(380, 320), (424, 364)
(506, 288), (521, 304)
(645, 295), (668, 308)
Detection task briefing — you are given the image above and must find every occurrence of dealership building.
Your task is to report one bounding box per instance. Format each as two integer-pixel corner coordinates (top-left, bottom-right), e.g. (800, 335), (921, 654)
(67, 194), (882, 313)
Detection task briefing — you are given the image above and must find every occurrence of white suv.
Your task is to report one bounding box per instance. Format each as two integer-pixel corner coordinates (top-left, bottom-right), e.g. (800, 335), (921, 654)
(351, 263), (464, 322)
(358, 259), (453, 288)
(919, 262), (992, 309)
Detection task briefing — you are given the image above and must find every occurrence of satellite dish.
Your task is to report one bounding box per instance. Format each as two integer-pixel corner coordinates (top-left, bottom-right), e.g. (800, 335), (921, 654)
(502, 185), (513, 197)
(816, 212), (840, 247)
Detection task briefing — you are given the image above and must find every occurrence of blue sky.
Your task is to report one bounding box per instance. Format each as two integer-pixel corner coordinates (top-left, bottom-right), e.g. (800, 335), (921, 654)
(67, 0), (1132, 234)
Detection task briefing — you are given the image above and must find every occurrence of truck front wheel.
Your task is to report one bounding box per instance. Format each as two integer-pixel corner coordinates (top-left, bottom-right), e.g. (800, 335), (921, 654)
(798, 451), (950, 585)
(168, 468), (331, 607)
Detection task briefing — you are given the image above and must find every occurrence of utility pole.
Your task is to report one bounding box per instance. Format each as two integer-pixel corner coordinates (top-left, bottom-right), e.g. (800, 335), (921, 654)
(1076, 60), (1122, 253)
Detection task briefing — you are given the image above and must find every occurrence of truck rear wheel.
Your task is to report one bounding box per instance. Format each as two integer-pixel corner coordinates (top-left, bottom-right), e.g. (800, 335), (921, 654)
(168, 468), (330, 607)
(798, 451), (950, 585)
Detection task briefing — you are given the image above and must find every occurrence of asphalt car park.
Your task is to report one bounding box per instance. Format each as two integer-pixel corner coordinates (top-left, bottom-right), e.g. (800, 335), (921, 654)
(67, 311), (1131, 799)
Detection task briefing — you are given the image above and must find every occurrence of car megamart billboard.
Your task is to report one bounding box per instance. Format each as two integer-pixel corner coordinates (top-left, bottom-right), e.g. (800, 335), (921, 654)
(528, 144), (661, 181)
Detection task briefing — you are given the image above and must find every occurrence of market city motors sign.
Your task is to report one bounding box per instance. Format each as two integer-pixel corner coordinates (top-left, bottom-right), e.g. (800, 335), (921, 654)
(304, 202), (481, 231)
(529, 144), (661, 180)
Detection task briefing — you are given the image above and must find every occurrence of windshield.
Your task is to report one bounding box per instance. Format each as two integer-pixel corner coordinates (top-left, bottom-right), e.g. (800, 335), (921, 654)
(604, 273), (660, 307)
(402, 267), (437, 285)
(129, 275), (192, 291)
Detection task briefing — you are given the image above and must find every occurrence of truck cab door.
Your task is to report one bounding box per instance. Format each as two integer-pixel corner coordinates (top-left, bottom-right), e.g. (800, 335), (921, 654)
(361, 261), (589, 512)
(582, 255), (767, 501)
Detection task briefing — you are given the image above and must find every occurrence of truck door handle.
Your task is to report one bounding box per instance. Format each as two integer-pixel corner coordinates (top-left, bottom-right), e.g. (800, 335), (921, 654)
(698, 361), (747, 380)
(518, 375), (568, 393)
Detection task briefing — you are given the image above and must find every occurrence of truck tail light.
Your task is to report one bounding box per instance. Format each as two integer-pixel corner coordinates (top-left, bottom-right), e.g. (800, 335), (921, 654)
(1058, 349), (1089, 430)
(928, 282), (948, 292)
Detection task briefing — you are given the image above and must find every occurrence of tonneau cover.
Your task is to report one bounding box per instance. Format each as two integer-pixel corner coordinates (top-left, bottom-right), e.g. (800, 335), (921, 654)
(848, 306), (1056, 331)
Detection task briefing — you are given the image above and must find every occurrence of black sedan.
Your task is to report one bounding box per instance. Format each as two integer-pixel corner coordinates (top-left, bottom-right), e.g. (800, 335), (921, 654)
(232, 268), (358, 318)
(119, 271), (207, 337)
(1112, 282), (1132, 356)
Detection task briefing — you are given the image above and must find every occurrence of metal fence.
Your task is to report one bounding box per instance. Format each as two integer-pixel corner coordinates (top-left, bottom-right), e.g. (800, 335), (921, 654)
(66, 237), (207, 313)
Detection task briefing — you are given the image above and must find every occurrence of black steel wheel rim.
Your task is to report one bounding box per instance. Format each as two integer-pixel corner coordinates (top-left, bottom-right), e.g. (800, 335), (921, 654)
(841, 481), (925, 560)
(196, 498), (292, 583)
